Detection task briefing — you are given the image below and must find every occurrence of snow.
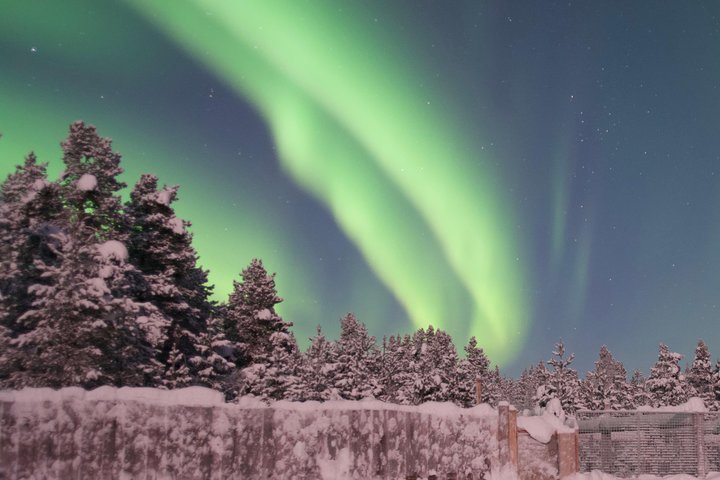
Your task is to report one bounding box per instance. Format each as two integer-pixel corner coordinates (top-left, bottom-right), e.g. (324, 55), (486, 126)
(317, 447), (351, 479)
(0, 386), (499, 478)
(256, 308), (272, 320)
(637, 396), (707, 412)
(86, 277), (110, 296)
(97, 240), (128, 262)
(272, 397), (497, 417)
(517, 398), (576, 444)
(0, 385), (225, 406)
(168, 216), (185, 234)
(76, 173), (97, 191)
(156, 189), (172, 205)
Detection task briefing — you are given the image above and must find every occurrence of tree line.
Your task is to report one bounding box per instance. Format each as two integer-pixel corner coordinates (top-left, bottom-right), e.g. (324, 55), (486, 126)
(1, 122), (719, 412)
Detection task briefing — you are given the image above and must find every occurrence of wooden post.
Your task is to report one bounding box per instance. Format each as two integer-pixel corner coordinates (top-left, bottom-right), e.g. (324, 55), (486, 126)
(508, 407), (518, 469)
(497, 402), (510, 467)
(557, 431), (580, 477)
(475, 378), (482, 405)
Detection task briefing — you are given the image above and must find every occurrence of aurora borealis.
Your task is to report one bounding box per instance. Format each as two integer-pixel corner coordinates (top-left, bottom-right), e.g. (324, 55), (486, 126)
(2, 2), (720, 374)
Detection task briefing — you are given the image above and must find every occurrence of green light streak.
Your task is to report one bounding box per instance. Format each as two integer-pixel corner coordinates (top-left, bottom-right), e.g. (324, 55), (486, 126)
(0, 81), (320, 328)
(129, 0), (528, 362)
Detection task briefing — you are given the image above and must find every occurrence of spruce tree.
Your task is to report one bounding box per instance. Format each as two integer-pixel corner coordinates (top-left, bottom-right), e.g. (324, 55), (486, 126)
(712, 360), (720, 411)
(224, 259), (290, 368)
(687, 340), (714, 407)
(454, 336), (491, 407)
(333, 313), (381, 400)
(125, 174), (214, 386)
(646, 343), (688, 407)
(238, 331), (304, 401)
(195, 315), (236, 396)
(629, 369), (651, 408)
(415, 326), (458, 403)
(581, 345), (630, 410)
(301, 325), (339, 401)
(59, 121), (126, 239)
(537, 340), (581, 413)
(515, 365), (543, 412)
(6, 232), (161, 388)
(0, 154), (62, 339)
(379, 334), (412, 403)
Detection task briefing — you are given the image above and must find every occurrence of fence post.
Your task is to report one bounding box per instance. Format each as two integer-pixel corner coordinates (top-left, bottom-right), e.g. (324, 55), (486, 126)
(694, 413), (706, 478)
(498, 402), (519, 475)
(498, 402), (510, 467)
(509, 407), (518, 469)
(557, 431), (580, 477)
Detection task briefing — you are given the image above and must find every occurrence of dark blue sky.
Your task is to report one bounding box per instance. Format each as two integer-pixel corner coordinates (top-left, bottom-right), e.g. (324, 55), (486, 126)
(2, 1), (720, 376)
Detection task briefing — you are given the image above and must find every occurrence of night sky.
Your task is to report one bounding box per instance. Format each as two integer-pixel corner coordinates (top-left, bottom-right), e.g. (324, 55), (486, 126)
(2, 1), (720, 376)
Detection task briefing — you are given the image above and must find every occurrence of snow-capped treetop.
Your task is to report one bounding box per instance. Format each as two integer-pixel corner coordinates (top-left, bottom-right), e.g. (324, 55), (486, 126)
(60, 122), (126, 239)
(686, 339), (713, 407)
(646, 343), (688, 408)
(538, 339), (581, 413)
(224, 259), (290, 368)
(0, 153), (48, 204)
(333, 313), (381, 401)
(581, 345), (630, 410)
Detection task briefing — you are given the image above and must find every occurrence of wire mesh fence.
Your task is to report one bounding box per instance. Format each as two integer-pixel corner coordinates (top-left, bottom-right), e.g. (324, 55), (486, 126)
(576, 410), (720, 477)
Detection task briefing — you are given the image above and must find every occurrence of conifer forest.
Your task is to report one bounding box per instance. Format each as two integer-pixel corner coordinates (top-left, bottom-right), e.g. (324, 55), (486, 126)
(2, 122), (720, 414)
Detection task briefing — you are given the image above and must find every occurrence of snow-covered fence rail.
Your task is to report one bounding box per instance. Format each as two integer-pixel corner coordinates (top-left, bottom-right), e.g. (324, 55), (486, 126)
(576, 410), (720, 477)
(0, 386), (504, 479)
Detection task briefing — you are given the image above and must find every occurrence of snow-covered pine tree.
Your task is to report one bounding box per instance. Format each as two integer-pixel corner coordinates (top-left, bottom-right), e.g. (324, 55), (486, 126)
(537, 340), (581, 413)
(301, 325), (339, 401)
(6, 231), (161, 388)
(687, 340), (714, 408)
(238, 331), (305, 402)
(385, 333), (421, 405)
(59, 121), (126, 239)
(629, 369), (651, 408)
(581, 345), (630, 410)
(0, 154), (62, 341)
(224, 259), (291, 369)
(195, 315), (237, 396)
(516, 362), (546, 412)
(712, 360), (720, 411)
(483, 366), (503, 407)
(646, 343), (688, 407)
(454, 336), (491, 407)
(502, 372), (525, 409)
(378, 334), (412, 403)
(125, 174), (214, 387)
(416, 326), (458, 403)
(332, 313), (381, 400)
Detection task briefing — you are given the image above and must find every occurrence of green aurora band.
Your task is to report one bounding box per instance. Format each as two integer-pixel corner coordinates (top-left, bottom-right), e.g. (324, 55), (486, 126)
(129, 0), (528, 362)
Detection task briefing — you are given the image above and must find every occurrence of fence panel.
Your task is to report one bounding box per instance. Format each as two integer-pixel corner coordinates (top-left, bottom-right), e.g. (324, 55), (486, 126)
(577, 411), (720, 477)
